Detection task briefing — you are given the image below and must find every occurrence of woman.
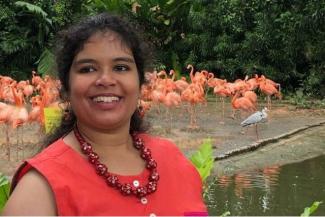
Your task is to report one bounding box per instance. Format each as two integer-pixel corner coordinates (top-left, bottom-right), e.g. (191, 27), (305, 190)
(2, 13), (207, 216)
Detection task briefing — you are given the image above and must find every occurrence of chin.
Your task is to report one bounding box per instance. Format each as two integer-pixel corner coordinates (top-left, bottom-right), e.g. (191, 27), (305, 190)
(92, 118), (130, 130)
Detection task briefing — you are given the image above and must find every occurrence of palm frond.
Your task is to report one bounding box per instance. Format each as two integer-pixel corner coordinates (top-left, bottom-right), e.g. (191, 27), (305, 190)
(36, 48), (56, 76)
(15, 1), (52, 25)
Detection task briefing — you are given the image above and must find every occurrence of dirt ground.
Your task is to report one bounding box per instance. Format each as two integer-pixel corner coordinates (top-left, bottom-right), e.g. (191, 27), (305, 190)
(1, 99), (325, 178)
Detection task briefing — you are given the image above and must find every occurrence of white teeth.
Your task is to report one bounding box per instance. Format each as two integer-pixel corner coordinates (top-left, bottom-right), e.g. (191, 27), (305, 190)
(93, 96), (120, 103)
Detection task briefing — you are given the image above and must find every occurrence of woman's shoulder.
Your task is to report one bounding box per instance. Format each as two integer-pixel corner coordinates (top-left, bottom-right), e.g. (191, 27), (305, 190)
(2, 169), (57, 215)
(28, 138), (72, 163)
(11, 139), (74, 187)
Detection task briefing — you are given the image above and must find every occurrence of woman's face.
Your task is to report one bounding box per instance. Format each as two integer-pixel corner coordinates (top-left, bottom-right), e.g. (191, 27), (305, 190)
(68, 31), (140, 131)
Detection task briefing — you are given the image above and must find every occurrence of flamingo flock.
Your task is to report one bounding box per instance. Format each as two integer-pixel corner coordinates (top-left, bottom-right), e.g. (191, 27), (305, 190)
(0, 72), (62, 160)
(1, 65), (282, 159)
(140, 65), (282, 128)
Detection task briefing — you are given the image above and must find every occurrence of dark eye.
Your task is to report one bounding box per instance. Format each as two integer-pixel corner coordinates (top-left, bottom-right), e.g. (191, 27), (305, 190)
(114, 65), (129, 72)
(79, 66), (96, 73)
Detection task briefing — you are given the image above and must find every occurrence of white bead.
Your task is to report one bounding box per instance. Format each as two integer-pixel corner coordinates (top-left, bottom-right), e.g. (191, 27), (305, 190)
(133, 180), (140, 187)
(141, 197), (148, 204)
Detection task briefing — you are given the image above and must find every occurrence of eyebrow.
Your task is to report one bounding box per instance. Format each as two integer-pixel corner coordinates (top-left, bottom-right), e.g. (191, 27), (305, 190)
(73, 57), (135, 65)
(113, 57), (135, 63)
(73, 58), (96, 65)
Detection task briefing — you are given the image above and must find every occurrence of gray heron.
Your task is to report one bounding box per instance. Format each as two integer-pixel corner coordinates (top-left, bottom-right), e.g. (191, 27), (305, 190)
(241, 107), (268, 140)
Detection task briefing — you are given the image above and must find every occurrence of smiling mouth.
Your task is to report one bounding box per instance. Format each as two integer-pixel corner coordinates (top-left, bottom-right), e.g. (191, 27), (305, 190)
(92, 96), (121, 103)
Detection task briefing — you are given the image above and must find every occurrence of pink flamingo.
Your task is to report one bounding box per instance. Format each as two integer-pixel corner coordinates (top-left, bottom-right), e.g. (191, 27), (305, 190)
(231, 90), (256, 119)
(213, 83), (232, 123)
(259, 76), (282, 110)
(181, 82), (205, 129)
(9, 86), (29, 160)
(163, 90), (181, 130)
(0, 102), (13, 160)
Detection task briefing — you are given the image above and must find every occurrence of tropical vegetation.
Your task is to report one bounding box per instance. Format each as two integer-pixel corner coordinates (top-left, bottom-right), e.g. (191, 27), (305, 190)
(1, 0), (324, 98)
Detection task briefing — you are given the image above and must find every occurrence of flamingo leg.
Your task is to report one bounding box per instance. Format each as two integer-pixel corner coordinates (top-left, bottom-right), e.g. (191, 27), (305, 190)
(188, 104), (193, 128)
(16, 127), (19, 161)
(22, 125), (25, 159)
(231, 108), (236, 119)
(166, 107), (172, 132)
(188, 104), (197, 129)
(222, 98), (225, 121)
(169, 108), (173, 132)
(191, 104), (195, 128)
(193, 104), (197, 126)
(267, 95), (271, 110)
(215, 97), (218, 113)
(5, 124), (10, 161)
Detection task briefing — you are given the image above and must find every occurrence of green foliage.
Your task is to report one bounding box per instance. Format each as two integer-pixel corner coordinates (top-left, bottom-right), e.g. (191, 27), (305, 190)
(128, 0), (192, 69)
(301, 201), (323, 217)
(0, 0), (86, 80)
(15, 1), (52, 25)
(0, 173), (10, 212)
(84, 0), (131, 14)
(189, 138), (214, 183)
(127, 0), (325, 97)
(0, 1), (53, 79)
(52, 0), (85, 28)
(287, 89), (325, 109)
(220, 211), (231, 217)
(36, 48), (56, 76)
(288, 88), (310, 109)
(1, 0), (324, 96)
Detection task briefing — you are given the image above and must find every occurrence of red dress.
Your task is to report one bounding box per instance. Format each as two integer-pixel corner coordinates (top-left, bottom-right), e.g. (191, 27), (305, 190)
(12, 134), (208, 216)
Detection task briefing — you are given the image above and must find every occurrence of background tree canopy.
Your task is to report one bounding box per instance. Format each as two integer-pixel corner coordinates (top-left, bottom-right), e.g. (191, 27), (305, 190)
(1, 0), (324, 97)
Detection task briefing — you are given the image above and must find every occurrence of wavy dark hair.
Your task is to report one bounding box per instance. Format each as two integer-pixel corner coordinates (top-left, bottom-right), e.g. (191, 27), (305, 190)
(43, 13), (150, 147)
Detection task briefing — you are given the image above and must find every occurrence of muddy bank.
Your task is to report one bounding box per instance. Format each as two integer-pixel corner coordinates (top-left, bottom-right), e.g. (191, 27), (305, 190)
(213, 124), (325, 176)
(147, 101), (325, 176)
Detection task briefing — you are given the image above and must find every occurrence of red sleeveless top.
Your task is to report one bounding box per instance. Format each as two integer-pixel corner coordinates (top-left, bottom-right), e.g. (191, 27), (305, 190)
(13, 134), (208, 216)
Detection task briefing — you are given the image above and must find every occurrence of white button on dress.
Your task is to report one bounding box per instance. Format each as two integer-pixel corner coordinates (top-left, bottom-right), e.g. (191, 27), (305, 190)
(133, 180), (140, 187)
(149, 213), (156, 217)
(141, 197), (148, 205)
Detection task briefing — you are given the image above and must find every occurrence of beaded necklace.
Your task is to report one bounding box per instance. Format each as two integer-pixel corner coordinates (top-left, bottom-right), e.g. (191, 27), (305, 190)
(73, 126), (159, 199)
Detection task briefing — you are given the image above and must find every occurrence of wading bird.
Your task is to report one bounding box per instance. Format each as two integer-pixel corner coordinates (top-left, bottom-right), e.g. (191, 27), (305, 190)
(241, 107), (268, 140)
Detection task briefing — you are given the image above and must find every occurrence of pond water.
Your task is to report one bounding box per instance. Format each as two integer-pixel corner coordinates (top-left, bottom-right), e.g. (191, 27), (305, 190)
(206, 154), (325, 216)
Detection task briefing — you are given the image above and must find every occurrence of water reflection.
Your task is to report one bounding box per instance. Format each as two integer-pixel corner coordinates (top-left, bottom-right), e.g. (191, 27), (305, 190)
(207, 155), (325, 216)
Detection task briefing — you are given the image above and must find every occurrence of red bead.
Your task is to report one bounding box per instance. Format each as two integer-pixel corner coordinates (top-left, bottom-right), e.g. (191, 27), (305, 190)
(106, 175), (119, 187)
(88, 152), (99, 164)
(95, 163), (107, 176)
(149, 170), (159, 181)
(141, 148), (151, 159)
(81, 143), (92, 154)
(147, 181), (157, 193)
(134, 139), (144, 149)
(146, 159), (157, 169)
(116, 183), (122, 189)
(134, 186), (147, 198)
(135, 137), (143, 143)
(120, 183), (132, 195)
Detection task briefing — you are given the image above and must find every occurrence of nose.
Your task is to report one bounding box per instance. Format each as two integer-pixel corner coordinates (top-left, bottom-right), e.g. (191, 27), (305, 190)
(95, 70), (116, 87)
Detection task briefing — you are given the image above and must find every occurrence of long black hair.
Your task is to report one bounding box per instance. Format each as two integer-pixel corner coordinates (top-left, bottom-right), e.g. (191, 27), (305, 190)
(43, 13), (150, 147)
